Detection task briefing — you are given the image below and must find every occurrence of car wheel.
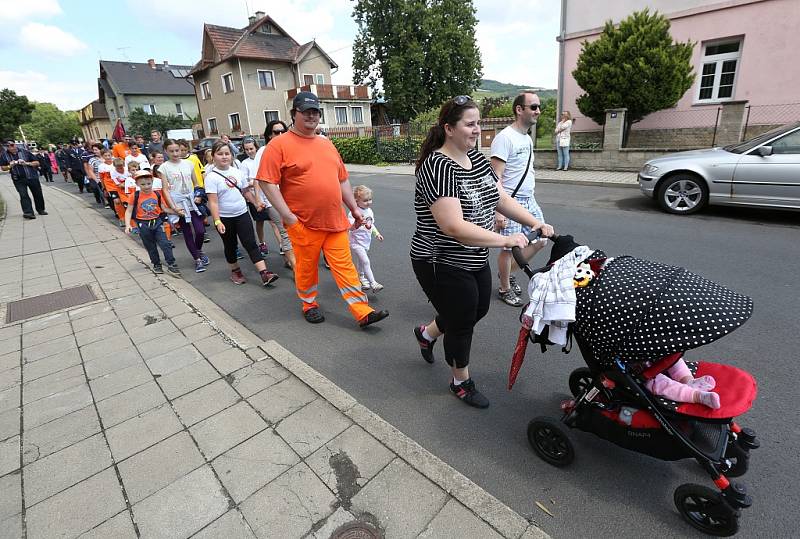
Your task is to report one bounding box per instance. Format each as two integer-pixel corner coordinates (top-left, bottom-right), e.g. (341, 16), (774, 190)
(656, 173), (709, 215)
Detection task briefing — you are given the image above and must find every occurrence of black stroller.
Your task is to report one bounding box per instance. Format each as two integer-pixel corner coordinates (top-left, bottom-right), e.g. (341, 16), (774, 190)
(509, 235), (759, 537)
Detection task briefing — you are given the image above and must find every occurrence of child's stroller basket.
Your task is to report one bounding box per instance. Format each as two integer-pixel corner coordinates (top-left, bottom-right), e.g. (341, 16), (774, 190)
(510, 235), (760, 537)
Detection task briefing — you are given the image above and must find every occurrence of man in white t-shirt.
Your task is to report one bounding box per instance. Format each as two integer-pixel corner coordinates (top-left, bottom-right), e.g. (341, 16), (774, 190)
(490, 91), (547, 307)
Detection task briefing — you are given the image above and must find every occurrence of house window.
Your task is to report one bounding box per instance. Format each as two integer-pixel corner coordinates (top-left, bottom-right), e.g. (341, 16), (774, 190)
(264, 110), (280, 123)
(175, 103), (184, 118)
(319, 107), (325, 124)
(222, 72), (234, 93)
(258, 70), (275, 90)
(201, 81), (211, 100)
(208, 117), (218, 135)
(109, 109), (116, 120)
(351, 106), (364, 124)
(697, 39), (742, 102)
(303, 74), (314, 86)
(335, 106), (348, 125)
(143, 104), (156, 115)
(229, 113), (241, 132)
(316, 74), (325, 84)
(95, 127), (100, 137)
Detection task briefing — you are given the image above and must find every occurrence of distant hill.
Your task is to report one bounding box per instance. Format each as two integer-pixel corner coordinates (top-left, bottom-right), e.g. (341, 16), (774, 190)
(478, 79), (556, 100)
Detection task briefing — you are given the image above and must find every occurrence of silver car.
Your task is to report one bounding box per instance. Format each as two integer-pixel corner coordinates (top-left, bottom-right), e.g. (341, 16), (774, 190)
(638, 122), (800, 214)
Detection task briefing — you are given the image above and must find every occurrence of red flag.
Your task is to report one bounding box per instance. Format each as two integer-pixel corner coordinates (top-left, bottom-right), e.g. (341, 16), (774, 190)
(112, 119), (126, 141)
(508, 327), (531, 390)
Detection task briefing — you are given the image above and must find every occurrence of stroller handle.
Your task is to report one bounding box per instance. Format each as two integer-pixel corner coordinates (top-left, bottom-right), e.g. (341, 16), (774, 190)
(511, 231), (558, 279)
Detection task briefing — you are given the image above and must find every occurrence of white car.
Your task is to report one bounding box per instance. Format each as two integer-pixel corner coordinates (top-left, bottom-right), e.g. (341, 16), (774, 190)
(638, 122), (800, 214)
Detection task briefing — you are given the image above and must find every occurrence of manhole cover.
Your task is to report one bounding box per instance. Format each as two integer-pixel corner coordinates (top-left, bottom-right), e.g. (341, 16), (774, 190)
(330, 521), (382, 539)
(5, 284), (97, 323)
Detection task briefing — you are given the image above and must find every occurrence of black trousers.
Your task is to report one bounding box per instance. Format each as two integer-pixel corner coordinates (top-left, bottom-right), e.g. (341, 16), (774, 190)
(412, 260), (491, 369)
(13, 176), (45, 215)
(70, 169), (85, 192)
(219, 212), (261, 264)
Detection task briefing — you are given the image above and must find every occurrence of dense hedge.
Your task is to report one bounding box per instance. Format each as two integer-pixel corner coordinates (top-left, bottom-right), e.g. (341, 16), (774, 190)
(331, 136), (423, 164)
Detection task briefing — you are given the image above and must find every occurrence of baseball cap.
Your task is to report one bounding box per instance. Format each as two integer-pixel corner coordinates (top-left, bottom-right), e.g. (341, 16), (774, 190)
(292, 91), (320, 112)
(134, 169), (153, 180)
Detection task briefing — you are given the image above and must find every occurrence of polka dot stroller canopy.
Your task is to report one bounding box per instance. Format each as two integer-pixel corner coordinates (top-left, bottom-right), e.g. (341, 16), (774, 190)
(574, 255), (753, 366)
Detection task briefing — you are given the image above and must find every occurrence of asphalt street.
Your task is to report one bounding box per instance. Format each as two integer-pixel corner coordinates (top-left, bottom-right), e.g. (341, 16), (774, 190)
(54, 172), (798, 538)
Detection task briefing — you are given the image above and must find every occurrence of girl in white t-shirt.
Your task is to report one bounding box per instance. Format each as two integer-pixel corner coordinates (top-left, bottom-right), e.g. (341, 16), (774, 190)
(348, 185), (384, 292)
(159, 139), (207, 273)
(555, 111), (573, 171)
(240, 138), (272, 255)
(205, 140), (278, 287)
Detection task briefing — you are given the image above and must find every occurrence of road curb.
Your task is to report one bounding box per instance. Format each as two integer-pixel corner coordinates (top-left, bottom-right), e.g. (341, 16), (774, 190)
(537, 177), (639, 189)
(59, 185), (550, 539)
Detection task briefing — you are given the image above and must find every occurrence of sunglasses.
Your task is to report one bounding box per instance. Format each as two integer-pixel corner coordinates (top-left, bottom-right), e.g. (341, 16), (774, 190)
(453, 95), (472, 106)
(272, 129), (285, 135)
(524, 104), (542, 111)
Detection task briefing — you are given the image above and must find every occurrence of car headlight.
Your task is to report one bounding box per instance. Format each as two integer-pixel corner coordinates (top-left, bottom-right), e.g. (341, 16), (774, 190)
(641, 163), (659, 175)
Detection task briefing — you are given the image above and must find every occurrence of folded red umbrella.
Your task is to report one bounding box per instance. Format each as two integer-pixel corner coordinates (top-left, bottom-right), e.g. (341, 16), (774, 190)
(112, 119), (126, 141)
(508, 326), (531, 390)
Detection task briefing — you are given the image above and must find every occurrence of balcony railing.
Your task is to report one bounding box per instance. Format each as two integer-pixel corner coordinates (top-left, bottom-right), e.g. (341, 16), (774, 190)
(287, 84), (370, 101)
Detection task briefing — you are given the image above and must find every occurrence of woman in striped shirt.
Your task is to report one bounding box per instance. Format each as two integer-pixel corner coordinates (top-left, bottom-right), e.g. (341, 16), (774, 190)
(411, 96), (554, 408)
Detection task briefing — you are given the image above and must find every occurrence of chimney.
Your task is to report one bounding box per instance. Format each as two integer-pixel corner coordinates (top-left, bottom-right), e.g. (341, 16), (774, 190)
(248, 15), (256, 25)
(147, 59), (155, 69)
(255, 10), (265, 19)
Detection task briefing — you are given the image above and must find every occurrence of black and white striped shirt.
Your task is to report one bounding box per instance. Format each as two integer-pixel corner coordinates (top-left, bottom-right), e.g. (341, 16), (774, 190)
(411, 149), (500, 271)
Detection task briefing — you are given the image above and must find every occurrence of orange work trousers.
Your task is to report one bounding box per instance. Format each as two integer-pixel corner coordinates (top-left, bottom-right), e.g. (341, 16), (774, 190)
(286, 222), (373, 322)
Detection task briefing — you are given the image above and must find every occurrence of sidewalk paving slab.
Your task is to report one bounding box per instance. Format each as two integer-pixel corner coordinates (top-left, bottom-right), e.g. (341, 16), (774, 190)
(0, 179), (550, 539)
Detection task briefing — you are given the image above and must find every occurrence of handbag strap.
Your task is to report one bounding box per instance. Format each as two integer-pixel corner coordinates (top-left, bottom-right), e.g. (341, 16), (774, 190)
(510, 139), (533, 198)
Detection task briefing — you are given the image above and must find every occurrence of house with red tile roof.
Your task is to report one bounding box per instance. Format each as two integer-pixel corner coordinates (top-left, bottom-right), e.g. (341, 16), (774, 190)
(190, 12), (372, 137)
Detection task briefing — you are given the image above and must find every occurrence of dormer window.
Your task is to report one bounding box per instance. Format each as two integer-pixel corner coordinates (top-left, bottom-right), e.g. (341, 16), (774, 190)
(259, 23), (272, 34)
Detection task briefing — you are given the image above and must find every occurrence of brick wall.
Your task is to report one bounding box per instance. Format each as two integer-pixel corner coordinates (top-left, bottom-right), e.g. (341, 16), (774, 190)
(626, 127), (717, 149)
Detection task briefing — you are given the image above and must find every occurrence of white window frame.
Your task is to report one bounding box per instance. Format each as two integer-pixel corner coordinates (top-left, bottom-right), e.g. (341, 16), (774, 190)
(334, 106), (348, 125)
(207, 117), (218, 135)
(350, 105), (364, 124)
(201, 81), (211, 100)
(315, 74), (325, 84)
(257, 70), (276, 90)
(302, 73), (315, 86)
(221, 72), (235, 94)
(175, 103), (184, 118)
(228, 112), (241, 132)
(143, 104), (157, 115)
(319, 107), (325, 124)
(263, 110), (280, 123)
(695, 38), (742, 104)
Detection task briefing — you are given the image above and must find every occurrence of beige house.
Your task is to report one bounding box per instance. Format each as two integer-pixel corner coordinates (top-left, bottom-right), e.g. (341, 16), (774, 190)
(78, 100), (113, 142)
(190, 12), (372, 137)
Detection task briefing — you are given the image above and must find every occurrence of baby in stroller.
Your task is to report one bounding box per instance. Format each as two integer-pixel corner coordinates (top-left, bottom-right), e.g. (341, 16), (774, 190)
(647, 358), (719, 408)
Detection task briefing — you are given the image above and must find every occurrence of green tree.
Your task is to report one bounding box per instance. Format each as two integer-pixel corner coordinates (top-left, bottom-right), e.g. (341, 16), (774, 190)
(20, 102), (81, 145)
(353, 0), (482, 122)
(572, 9), (695, 138)
(535, 96), (557, 142)
(127, 108), (191, 137)
(0, 89), (35, 141)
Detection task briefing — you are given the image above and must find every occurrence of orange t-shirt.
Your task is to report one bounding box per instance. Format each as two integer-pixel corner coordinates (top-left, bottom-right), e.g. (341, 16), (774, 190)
(99, 162), (116, 192)
(134, 192), (163, 220)
(256, 131), (349, 232)
(112, 143), (130, 159)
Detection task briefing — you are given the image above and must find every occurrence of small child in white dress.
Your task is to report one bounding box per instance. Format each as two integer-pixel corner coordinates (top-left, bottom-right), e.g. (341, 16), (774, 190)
(349, 185), (384, 292)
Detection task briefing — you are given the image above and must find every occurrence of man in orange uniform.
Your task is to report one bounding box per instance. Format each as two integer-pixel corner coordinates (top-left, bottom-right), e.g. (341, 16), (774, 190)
(256, 92), (389, 328)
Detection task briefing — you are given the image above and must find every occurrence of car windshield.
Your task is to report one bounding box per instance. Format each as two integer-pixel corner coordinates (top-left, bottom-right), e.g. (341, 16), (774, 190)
(723, 123), (800, 154)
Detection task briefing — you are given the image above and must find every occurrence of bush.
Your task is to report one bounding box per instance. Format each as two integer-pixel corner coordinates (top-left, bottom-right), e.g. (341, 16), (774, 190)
(487, 102), (513, 118)
(330, 137), (381, 164)
(376, 136), (422, 163)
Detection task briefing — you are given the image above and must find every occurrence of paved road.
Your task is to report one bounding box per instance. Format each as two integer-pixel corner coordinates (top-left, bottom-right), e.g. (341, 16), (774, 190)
(55, 174), (799, 537)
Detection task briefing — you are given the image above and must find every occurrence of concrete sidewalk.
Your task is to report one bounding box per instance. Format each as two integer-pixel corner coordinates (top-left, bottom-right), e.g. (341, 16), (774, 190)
(347, 163), (639, 187)
(0, 180), (548, 539)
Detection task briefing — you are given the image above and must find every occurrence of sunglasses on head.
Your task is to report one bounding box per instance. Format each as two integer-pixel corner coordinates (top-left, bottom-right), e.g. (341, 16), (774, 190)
(453, 95), (472, 106)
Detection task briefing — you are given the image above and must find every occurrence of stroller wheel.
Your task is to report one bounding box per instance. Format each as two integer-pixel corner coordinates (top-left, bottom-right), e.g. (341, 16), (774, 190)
(724, 442), (750, 478)
(568, 367), (594, 398)
(527, 417), (574, 467)
(674, 483), (739, 537)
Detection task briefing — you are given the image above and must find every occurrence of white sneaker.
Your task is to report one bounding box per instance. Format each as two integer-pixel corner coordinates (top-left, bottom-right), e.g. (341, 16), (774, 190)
(371, 282), (384, 292)
(360, 276), (371, 290)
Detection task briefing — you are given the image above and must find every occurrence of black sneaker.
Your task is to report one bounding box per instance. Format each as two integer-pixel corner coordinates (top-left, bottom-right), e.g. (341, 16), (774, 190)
(166, 264), (181, 278)
(414, 325), (436, 364)
(449, 379), (490, 408)
(153, 264), (164, 274)
(359, 309), (389, 328)
(304, 307), (325, 324)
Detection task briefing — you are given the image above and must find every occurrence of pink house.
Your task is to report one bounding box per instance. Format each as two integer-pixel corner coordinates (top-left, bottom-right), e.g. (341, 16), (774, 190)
(557, 0), (800, 142)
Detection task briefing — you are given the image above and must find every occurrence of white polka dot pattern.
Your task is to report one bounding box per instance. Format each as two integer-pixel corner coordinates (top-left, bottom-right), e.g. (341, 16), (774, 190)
(575, 256), (753, 366)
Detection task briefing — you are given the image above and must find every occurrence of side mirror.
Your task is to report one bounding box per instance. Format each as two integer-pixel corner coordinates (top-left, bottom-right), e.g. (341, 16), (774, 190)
(756, 145), (773, 157)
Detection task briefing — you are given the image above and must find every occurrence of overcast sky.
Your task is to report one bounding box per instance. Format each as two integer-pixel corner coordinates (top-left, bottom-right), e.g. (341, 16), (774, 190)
(0, 0), (560, 111)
